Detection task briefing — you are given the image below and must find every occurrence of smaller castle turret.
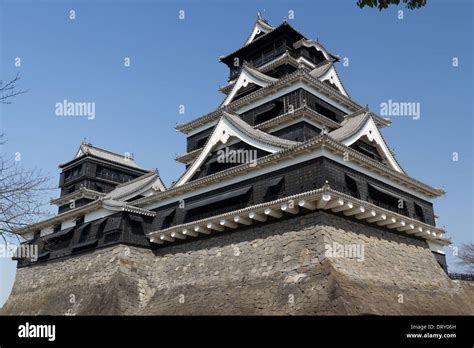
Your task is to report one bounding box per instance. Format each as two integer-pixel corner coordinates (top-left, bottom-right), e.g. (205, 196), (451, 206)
(52, 142), (150, 213)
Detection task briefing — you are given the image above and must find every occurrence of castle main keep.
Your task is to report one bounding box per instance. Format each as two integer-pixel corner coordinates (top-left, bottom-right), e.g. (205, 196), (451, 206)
(2, 16), (473, 315)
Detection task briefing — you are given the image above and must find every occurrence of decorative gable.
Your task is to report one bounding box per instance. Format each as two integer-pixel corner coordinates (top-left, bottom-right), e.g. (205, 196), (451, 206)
(329, 113), (404, 173)
(105, 170), (166, 202)
(174, 112), (298, 186)
(319, 65), (349, 97)
(244, 17), (274, 45)
(221, 64), (278, 106)
(310, 62), (349, 97)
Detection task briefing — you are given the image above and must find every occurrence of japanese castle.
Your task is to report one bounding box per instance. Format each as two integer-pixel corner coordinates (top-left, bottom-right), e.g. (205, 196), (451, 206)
(15, 16), (450, 273)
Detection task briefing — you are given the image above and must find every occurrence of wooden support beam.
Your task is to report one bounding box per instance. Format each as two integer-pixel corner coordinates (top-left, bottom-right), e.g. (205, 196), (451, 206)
(149, 237), (164, 244)
(171, 231), (186, 240)
(377, 217), (396, 226)
(182, 228), (198, 237)
(397, 223), (415, 232)
(220, 219), (238, 229)
(264, 208), (282, 218)
(207, 222), (224, 231)
(298, 199), (316, 211)
(194, 225), (211, 235)
(325, 198), (344, 210)
(160, 234), (175, 242)
(387, 220), (405, 229)
(343, 206), (365, 216)
(415, 229), (430, 237)
(367, 213), (386, 223)
(332, 202), (353, 213)
(249, 211), (267, 222)
(234, 215), (252, 225)
(355, 210), (376, 220)
(281, 203), (299, 214)
(316, 194), (332, 209)
(406, 226), (423, 235)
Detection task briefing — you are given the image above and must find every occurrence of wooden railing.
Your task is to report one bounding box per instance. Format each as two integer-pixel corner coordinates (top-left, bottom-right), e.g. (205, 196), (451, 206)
(449, 273), (474, 281)
(367, 197), (408, 217)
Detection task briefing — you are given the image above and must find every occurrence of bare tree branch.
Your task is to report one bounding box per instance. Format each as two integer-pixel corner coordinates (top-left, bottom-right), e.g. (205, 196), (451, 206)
(0, 137), (54, 242)
(0, 72), (28, 104)
(456, 242), (474, 273)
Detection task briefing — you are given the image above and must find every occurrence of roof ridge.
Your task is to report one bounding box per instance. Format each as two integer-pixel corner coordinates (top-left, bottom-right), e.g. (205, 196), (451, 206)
(177, 68), (364, 133)
(219, 64), (279, 108)
(222, 111), (298, 147)
(242, 63), (279, 83)
(113, 169), (158, 189)
(80, 142), (135, 161)
(220, 21), (306, 62)
(329, 111), (370, 141)
(242, 16), (275, 46)
(309, 60), (333, 78)
(343, 107), (369, 121)
(105, 170), (163, 201)
(294, 38), (340, 61)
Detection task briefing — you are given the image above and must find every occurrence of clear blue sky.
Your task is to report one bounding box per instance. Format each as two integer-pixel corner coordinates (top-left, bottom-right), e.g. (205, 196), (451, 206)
(0, 0), (472, 307)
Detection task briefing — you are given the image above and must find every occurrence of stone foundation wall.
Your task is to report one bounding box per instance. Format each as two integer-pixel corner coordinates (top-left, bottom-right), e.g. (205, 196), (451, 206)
(2, 211), (473, 315)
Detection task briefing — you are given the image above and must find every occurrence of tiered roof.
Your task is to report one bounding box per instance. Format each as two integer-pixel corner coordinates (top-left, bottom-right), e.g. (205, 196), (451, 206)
(16, 168), (165, 236)
(176, 67), (384, 134)
(15, 15), (448, 254)
(219, 20), (339, 65)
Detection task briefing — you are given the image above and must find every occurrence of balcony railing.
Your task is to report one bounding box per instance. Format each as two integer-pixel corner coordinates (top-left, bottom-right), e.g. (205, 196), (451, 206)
(332, 186), (361, 200)
(413, 214), (426, 223)
(449, 273), (474, 281)
(367, 197), (408, 217)
(96, 171), (118, 181)
(251, 46), (287, 68)
(64, 173), (83, 183)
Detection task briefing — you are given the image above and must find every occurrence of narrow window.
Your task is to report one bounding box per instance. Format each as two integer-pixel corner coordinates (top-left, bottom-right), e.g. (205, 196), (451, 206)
(130, 220), (143, 235)
(265, 177), (285, 200)
(414, 203), (425, 222)
(96, 218), (108, 240)
(78, 224), (91, 243)
(197, 137), (208, 148)
(95, 183), (103, 192)
(162, 209), (176, 229)
(345, 175), (359, 198)
(368, 184), (406, 215)
(76, 216), (85, 226)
